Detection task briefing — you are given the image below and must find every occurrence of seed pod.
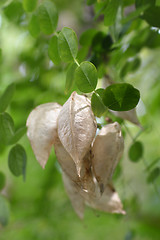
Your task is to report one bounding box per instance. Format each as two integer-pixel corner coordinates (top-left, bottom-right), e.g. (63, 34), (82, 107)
(58, 91), (97, 176)
(54, 140), (95, 193)
(62, 171), (85, 219)
(26, 103), (61, 168)
(85, 183), (125, 215)
(92, 122), (124, 193)
(110, 108), (141, 127)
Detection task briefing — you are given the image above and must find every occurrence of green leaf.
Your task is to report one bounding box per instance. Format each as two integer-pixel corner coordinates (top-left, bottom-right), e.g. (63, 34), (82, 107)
(8, 126), (27, 145)
(120, 58), (141, 78)
(121, 4), (150, 24)
(87, 0), (96, 5)
(65, 63), (77, 94)
(8, 144), (27, 180)
(91, 89), (106, 117)
(77, 46), (89, 63)
(79, 29), (98, 46)
(38, 1), (58, 35)
(74, 61), (98, 93)
(102, 83), (140, 111)
(0, 83), (15, 113)
(0, 172), (5, 190)
(129, 141), (144, 162)
(0, 113), (14, 145)
(156, 0), (160, 6)
(142, 6), (160, 28)
(58, 27), (78, 62)
(23, 0), (37, 12)
(48, 35), (61, 65)
(135, 0), (155, 8)
(147, 167), (160, 183)
(28, 14), (40, 38)
(104, 0), (120, 26)
(0, 195), (10, 226)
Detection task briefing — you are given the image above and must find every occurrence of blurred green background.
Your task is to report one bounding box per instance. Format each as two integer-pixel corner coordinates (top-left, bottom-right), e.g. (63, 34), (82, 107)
(0, 0), (160, 239)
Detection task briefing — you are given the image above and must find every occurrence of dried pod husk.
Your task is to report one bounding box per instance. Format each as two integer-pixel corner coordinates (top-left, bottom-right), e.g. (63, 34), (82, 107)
(92, 122), (124, 193)
(85, 182), (125, 215)
(26, 103), (62, 168)
(57, 91), (97, 176)
(110, 108), (141, 127)
(62, 171), (85, 219)
(54, 140), (95, 193)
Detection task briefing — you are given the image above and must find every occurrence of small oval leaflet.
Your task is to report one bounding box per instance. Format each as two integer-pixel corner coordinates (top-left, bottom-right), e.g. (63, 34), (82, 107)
(91, 89), (106, 117)
(0, 172), (5, 190)
(8, 144), (27, 179)
(147, 167), (160, 183)
(23, 0), (37, 12)
(75, 61), (98, 93)
(58, 27), (78, 62)
(0, 195), (10, 226)
(38, 1), (58, 35)
(129, 141), (143, 162)
(0, 112), (14, 145)
(48, 35), (61, 65)
(103, 83), (140, 111)
(0, 83), (15, 113)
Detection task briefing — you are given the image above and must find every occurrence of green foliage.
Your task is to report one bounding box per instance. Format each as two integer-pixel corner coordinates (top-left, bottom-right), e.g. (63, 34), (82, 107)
(102, 83), (140, 111)
(147, 167), (160, 183)
(65, 63), (77, 94)
(38, 1), (58, 35)
(91, 89), (106, 117)
(129, 141), (144, 162)
(23, 0), (37, 12)
(28, 14), (40, 38)
(142, 6), (160, 27)
(0, 172), (5, 190)
(58, 27), (78, 62)
(0, 113), (14, 145)
(0, 83), (15, 113)
(75, 61), (98, 93)
(48, 35), (61, 65)
(104, 0), (120, 26)
(8, 144), (27, 179)
(0, 195), (10, 226)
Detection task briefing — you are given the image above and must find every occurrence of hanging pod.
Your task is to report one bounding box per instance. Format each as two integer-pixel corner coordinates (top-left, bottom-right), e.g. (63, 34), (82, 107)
(92, 122), (124, 193)
(26, 103), (62, 168)
(57, 91), (97, 177)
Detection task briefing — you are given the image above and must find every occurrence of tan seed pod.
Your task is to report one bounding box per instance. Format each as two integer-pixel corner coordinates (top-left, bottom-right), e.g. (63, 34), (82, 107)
(62, 171), (85, 219)
(110, 108), (141, 127)
(85, 183), (125, 215)
(57, 91), (97, 176)
(54, 140), (95, 193)
(26, 103), (62, 168)
(92, 122), (124, 193)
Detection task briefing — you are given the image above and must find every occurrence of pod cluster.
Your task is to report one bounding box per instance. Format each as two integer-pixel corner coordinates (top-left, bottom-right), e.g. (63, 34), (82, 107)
(26, 91), (125, 218)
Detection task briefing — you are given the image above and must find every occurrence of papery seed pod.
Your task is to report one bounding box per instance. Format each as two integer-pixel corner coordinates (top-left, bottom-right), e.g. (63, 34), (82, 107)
(92, 122), (124, 193)
(54, 140), (95, 193)
(110, 108), (141, 127)
(57, 91), (97, 176)
(85, 183), (125, 215)
(62, 171), (85, 219)
(26, 103), (61, 168)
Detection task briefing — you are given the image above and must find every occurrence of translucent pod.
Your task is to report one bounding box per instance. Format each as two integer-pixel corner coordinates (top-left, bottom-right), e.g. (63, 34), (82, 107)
(62, 171), (85, 219)
(58, 91), (97, 176)
(26, 103), (62, 168)
(85, 182), (125, 215)
(92, 122), (124, 193)
(54, 140), (95, 194)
